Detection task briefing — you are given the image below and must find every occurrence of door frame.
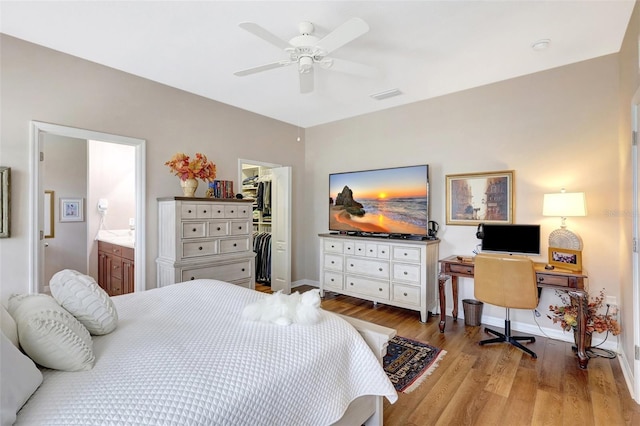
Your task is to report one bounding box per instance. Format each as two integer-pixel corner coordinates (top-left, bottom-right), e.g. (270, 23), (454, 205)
(29, 121), (146, 293)
(632, 97), (640, 403)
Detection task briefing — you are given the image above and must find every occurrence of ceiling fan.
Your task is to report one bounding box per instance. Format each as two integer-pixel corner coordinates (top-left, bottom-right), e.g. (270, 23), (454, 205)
(234, 18), (374, 94)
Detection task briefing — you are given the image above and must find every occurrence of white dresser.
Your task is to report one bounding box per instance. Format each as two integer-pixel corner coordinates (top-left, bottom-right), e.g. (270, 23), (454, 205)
(318, 233), (440, 322)
(156, 197), (255, 289)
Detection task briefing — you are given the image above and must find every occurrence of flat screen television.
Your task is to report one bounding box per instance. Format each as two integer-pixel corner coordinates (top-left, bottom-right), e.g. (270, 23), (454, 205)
(480, 224), (541, 255)
(329, 164), (429, 238)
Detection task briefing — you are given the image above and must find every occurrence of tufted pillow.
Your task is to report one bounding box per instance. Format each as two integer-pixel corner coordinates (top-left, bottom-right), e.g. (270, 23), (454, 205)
(8, 293), (95, 371)
(49, 269), (118, 335)
(1, 331), (43, 426)
(1, 303), (19, 347)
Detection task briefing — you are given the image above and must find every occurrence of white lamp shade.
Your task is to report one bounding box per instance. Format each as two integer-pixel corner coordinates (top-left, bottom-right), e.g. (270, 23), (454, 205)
(542, 192), (587, 217)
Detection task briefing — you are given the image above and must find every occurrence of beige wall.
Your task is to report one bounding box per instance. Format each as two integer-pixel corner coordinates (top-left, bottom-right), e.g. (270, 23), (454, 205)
(0, 34), (305, 300)
(305, 54), (623, 342)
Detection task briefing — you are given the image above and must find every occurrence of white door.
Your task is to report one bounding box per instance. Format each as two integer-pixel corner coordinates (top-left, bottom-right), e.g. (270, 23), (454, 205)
(270, 166), (292, 293)
(633, 102), (640, 403)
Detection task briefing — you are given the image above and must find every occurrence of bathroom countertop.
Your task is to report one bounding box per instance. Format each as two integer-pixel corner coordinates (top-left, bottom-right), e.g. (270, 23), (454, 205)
(96, 230), (135, 249)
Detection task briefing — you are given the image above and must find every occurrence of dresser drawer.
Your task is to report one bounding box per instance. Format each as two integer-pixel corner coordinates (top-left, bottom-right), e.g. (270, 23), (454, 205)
(377, 245), (390, 259)
(230, 220), (250, 235)
(354, 243), (367, 256)
(345, 275), (389, 299)
(209, 205), (226, 218)
(323, 271), (343, 291)
(224, 205), (241, 218)
(392, 284), (421, 306)
(236, 204), (252, 218)
(196, 204), (214, 218)
(392, 263), (421, 283)
(343, 242), (355, 255)
(182, 222), (207, 238)
(346, 257), (389, 279)
(392, 246), (421, 263)
(180, 204), (198, 219)
(208, 221), (229, 237)
(181, 259), (252, 282)
(537, 273), (575, 288)
(182, 240), (217, 258)
(324, 239), (344, 254)
(219, 237), (250, 254)
(324, 254), (344, 271)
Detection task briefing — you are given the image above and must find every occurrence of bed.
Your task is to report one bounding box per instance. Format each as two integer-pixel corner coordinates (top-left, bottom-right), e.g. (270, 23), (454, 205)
(9, 279), (398, 425)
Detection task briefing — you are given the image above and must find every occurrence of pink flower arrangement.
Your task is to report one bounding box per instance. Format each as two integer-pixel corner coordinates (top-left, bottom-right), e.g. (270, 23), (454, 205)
(165, 152), (216, 182)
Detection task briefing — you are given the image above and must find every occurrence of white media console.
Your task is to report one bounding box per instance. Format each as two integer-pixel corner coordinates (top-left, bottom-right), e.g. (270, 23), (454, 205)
(318, 233), (440, 322)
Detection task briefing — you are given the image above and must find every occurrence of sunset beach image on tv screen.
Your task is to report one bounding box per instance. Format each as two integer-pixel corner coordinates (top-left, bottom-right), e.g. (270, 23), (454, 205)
(329, 165), (429, 235)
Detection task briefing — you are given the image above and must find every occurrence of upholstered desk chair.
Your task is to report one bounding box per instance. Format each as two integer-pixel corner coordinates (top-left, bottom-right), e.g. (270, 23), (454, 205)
(474, 253), (539, 359)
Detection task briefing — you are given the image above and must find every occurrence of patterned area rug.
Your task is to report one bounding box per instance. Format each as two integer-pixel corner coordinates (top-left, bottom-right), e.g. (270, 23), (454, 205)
(383, 336), (447, 393)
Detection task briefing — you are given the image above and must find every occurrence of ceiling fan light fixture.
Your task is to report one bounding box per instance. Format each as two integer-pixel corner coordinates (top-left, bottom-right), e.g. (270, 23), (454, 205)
(370, 88), (402, 100)
(299, 56), (313, 73)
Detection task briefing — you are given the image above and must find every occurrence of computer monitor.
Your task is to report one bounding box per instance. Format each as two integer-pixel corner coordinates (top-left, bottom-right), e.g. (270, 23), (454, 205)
(480, 224), (541, 256)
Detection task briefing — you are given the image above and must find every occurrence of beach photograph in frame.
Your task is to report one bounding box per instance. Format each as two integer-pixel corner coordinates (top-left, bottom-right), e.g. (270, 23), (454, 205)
(445, 170), (514, 226)
(60, 197), (84, 222)
(548, 247), (583, 271)
(0, 166), (10, 238)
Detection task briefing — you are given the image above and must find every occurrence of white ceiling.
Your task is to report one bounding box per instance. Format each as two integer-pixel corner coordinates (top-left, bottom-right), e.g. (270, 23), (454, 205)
(0, 1), (634, 128)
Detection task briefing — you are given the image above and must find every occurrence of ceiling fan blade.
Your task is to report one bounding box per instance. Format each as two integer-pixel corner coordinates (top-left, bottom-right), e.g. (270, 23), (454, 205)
(316, 17), (369, 55)
(234, 61), (292, 77)
(323, 58), (379, 78)
(299, 68), (314, 94)
(239, 22), (291, 51)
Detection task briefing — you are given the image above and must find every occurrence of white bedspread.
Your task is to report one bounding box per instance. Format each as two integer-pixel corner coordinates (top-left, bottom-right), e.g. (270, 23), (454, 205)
(16, 280), (397, 425)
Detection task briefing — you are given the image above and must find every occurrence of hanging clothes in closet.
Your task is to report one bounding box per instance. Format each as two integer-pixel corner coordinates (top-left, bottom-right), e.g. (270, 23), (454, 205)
(253, 231), (272, 285)
(255, 176), (272, 218)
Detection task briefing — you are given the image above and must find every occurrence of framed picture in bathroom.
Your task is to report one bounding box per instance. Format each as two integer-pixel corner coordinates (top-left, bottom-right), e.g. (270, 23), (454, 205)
(60, 197), (84, 222)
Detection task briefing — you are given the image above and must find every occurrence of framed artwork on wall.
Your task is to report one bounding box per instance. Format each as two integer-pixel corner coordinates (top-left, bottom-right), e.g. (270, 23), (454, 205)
(0, 166), (10, 238)
(548, 247), (582, 272)
(60, 197), (84, 222)
(445, 170), (514, 226)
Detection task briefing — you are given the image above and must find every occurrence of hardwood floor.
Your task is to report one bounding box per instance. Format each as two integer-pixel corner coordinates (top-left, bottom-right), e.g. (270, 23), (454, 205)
(257, 284), (640, 425)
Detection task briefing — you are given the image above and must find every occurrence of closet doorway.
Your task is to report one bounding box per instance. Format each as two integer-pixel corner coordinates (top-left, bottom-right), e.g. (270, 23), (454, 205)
(239, 159), (291, 293)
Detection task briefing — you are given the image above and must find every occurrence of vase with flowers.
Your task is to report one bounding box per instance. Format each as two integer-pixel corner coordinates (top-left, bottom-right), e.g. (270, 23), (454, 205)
(548, 289), (621, 348)
(165, 152), (216, 197)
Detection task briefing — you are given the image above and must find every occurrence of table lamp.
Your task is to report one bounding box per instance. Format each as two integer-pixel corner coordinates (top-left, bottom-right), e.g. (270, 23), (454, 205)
(542, 189), (587, 250)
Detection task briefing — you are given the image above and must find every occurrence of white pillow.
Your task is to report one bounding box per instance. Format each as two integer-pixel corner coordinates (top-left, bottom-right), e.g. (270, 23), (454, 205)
(8, 293), (95, 372)
(1, 303), (19, 347)
(1, 332), (43, 426)
(49, 269), (118, 335)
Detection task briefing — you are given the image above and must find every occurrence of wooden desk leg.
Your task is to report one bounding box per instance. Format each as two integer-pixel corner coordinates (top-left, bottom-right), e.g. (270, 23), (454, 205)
(451, 276), (459, 321)
(570, 290), (589, 369)
(438, 275), (449, 333)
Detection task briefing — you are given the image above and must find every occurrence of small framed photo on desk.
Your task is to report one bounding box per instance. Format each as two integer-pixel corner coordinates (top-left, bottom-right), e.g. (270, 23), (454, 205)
(548, 247), (582, 272)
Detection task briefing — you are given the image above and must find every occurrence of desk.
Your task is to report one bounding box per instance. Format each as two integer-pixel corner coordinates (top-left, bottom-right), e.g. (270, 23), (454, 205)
(438, 255), (590, 369)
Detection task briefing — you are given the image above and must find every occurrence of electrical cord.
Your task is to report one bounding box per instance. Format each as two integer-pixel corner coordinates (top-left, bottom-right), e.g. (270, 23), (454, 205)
(532, 309), (618, 359)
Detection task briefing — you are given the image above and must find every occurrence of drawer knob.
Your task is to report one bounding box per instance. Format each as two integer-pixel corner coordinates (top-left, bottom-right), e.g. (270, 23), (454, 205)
(404, 271), (408, 275)
(238, 226), (242, 230)
(378, 268), (383, 272)
(381, 250), (386, 254)
(331, 245), (334, 248)
(192, 228), (197, 232)
(379, 288), (383, 292)
(203, 210), (207, 213)
(350, 282), (354, 286)
(241, 268), (245, 272)
(358, 248), (362, 251)
(330, 278), (334, 282)
(467, 269), (472, 274)
(217, 210), (222, 213)
(190, 277), (195, 280)
(369, 249), (373, 253)
(350, 264), (354, 267)
(217, 227), (221, 231)
(538, 277), (544, 282)
(233, 243), (237, 247)
(188, 209), (192, 213)
(404, 292), (408, 296)
(403, 252), (408, 256)
(230, 210), (235, 213)
(198, 246), (203, 250)
(331, 261), (335, 264)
